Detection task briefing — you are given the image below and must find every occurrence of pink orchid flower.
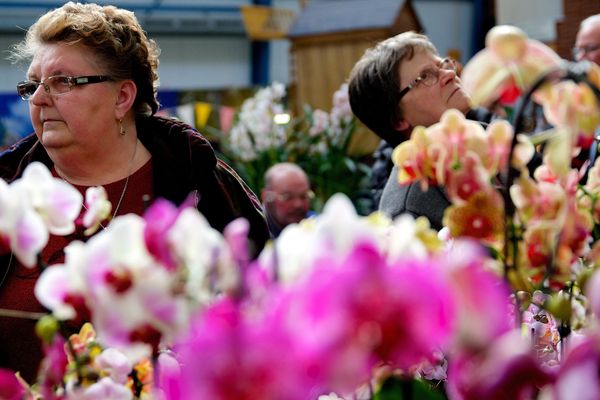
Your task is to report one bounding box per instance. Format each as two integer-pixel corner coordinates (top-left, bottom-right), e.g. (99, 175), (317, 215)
(283, 243), (456, 378)
(164, 298), (315, 400)
(446, 330), (555, 400)
(393, 110), (490, 190)
(37, 201), (236, 363)
(0, 368), (24, 400)
(441, 240), (514, 351)
(553, 335), (600, 400)
(444, 152), (492, 204)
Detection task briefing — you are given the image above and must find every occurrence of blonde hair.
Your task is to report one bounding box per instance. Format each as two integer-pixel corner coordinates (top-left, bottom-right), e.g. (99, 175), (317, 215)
(10, 1), (160, 116)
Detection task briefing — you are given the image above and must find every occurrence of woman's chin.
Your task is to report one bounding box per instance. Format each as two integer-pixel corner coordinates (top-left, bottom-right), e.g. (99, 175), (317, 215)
(449, 94), (471, 114)
(40, 131), (69, 149)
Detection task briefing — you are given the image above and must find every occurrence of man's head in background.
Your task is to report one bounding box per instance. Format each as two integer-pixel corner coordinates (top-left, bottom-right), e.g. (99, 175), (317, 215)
(574, 14), (600, 65)
(261, 163), (313, 235)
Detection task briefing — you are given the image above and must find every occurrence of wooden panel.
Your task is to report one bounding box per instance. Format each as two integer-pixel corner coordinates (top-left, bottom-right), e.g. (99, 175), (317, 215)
(290, 28), (387, 46)
(293, 38), (390, 113)
(291, 39), (383, 155)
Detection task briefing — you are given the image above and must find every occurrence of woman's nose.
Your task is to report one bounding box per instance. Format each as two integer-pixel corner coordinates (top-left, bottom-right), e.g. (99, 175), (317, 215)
(29, 84), (51, 105)
(439, 68), (457, 86)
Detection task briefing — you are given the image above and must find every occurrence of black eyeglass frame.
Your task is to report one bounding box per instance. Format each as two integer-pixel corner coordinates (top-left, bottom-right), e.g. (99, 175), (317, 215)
(17, 75), (112, 100)
(397, 58), (457, 101)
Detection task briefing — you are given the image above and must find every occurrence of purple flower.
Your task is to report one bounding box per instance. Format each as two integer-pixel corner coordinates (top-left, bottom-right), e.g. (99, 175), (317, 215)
(446, 330), (555, 400)
(441, 240), (515, 350)
(0, 368), (24, 400)
(553, 335), (600, 400)
(38, 335), (69, 400)
(278, 243), (456, 393)
(143, 198), (180, 271)
(163, 298), (315, 400)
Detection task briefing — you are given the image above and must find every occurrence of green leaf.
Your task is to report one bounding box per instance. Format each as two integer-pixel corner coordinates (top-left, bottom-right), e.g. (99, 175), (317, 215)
(373, 377), (447, 400)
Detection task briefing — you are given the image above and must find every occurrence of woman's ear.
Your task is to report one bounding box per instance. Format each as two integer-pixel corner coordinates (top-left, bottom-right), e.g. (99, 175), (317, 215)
(114, 80), (137, 119)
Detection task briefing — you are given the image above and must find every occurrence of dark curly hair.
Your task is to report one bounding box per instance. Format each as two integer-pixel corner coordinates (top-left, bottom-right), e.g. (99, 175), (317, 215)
(10, 1), (160, 116)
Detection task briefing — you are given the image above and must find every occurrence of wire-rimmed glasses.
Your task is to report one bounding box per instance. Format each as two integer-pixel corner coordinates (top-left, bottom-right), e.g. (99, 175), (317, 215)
(397, 58), (457, 101)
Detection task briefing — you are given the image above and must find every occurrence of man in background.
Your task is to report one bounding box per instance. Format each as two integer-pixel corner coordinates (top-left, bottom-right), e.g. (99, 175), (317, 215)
(573, 14), (600, 178)
(261, 163), (314, 238)
(574, 14), (600, 65)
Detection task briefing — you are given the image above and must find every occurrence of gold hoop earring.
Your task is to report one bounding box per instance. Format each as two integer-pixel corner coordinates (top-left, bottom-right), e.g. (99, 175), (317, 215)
(118, 119), (126, 136)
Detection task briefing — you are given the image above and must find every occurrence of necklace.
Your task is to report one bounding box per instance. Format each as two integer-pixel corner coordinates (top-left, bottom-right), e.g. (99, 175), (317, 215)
(64, 139), (139, 230)
(0, 253), (13, 289)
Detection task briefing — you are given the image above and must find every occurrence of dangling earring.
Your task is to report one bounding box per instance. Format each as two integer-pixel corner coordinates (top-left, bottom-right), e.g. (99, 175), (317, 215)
(118, 119), (126, 136)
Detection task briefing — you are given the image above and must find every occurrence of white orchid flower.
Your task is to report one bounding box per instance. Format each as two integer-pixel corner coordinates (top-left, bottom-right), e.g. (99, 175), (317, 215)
(83, 186), (112, 235)
(12, 161), (82, 235)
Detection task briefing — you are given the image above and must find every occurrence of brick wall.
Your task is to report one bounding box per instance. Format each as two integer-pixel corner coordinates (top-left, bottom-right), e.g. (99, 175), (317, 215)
(555, 0), (600, 59)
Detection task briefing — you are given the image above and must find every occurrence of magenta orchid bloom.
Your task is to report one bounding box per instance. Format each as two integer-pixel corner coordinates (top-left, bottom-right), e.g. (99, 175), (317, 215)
(0, 368), (24, 400)
(37, 335), (68, 400)
(164, 298), (314, 400)
(282, 243), (456, 380)
(552, 335), (600, 400)
(143, 198), (181, 271)
(440, 239), (514, 350)
(446, 330), (555, 400)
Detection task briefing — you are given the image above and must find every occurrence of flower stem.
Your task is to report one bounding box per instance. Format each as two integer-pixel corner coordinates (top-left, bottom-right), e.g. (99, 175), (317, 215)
(0, 308), (46, 320)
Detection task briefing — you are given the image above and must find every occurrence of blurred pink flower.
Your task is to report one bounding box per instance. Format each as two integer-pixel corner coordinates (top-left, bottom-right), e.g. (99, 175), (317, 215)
(163, 298), (314, 400)
(0, 368), (24, 400)
(441, 240), (514, 350)
(283, 243), (456, 378)
(446, 330), (555, 400)
(553, 335), (600, 400)
(143, 198), (181, 271)
(38, 335), (68, 400)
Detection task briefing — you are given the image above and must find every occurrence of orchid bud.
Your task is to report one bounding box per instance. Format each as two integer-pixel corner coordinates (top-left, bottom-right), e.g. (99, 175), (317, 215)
(35, 314), (60, 344)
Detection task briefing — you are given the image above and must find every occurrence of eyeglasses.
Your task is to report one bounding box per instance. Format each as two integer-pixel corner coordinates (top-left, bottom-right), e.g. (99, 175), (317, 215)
(267, 190), (315, 202)
(17, 75), (112, 100)
(397, 58), (457, 101)
(572, 43), (600, 60)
